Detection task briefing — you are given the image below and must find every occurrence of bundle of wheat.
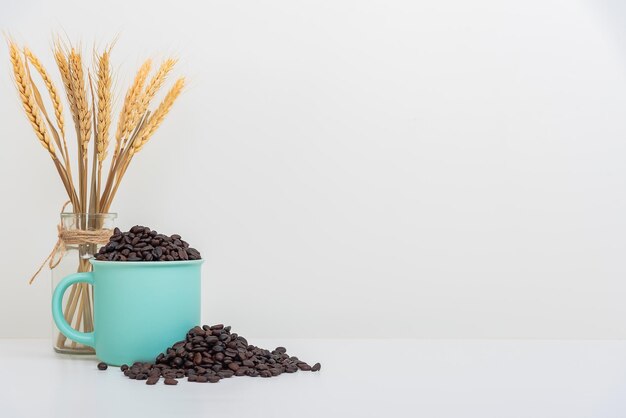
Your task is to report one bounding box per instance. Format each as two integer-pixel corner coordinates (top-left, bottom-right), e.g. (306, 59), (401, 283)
(8, 38), (185, 351)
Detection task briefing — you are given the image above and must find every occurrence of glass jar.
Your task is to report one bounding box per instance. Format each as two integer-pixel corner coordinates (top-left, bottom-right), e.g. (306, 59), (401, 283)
(51, 212), (117, 354)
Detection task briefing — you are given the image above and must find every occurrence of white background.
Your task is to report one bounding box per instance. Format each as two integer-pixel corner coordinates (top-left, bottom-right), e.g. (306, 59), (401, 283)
(1, 0), (625, 339)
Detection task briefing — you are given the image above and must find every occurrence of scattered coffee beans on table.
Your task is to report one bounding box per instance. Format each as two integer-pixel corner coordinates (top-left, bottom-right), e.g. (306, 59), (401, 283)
(95, 225), (201, 262)
(101, 324), (321, 385)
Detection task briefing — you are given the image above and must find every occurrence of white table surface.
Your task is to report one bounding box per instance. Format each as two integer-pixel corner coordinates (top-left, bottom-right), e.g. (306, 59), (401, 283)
(1, 339), (626, 418)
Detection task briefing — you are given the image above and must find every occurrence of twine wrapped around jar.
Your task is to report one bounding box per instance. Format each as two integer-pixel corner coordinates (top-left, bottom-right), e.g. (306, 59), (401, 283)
(28, 202), (113, 284)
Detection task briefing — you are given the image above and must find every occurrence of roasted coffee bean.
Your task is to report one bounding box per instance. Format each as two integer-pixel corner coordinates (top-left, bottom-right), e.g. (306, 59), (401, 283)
(297, 363), (312, 371)
(164, 378), (178, 385)
(311, 363), (321, 372)
(97, 362), (108, 370)
(217, 370), (234, 378)
(146, 376), (159, 385)
(120, 364), (129, 372)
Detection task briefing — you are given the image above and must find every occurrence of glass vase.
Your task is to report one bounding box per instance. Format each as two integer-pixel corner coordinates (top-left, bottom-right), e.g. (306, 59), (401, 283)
(51, 212), (117, 354)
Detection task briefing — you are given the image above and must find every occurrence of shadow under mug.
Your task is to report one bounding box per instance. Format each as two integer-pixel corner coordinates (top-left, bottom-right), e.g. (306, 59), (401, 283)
(52, 259), (203, 366)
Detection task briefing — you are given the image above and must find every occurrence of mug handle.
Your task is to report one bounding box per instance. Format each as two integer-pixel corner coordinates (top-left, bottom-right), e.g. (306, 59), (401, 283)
(52, 272), (95, 347)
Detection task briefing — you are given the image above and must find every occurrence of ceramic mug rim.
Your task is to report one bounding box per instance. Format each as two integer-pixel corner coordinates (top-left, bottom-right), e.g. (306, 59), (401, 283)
(90, 258), (204, 267)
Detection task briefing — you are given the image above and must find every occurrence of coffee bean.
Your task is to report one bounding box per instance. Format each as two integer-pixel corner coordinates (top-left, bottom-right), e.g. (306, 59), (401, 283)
(311, 363), (321, 372)
(297, 363), (312, 371)
(97, 362), (108, 370)
(120, 364), (129, 372)
(217, 370), (234, 378)
(164, 378), (178, 385)
(146, 376), (159, 385)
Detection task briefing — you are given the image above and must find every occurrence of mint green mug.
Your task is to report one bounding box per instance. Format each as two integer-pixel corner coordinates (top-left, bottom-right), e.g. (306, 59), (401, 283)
(52, 259), (203, 366)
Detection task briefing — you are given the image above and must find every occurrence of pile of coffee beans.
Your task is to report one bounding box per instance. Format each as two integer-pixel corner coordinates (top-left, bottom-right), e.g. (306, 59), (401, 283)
(95, 225), (201, 262)
(98, 324), (321, 385)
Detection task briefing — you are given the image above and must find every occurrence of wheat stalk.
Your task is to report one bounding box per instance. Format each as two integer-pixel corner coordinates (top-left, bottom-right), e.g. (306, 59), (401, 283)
(96, 50), (112, 165)
(114, 59), (151, 150)
(132, 77), (185, 154)
(69, 49), (91, 160)
(9, 41), (78, 206)
(54, 43), (78, 131)
(10, 43), (55, 155)
(24, 48), (66, 139)
(91, 48), (113, 216)
(24, 47), (74, 185)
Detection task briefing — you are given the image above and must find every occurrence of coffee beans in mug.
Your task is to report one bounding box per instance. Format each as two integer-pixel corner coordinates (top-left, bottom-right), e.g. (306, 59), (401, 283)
(100, 324), (321, 385)
(94, 226), (201, 262)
